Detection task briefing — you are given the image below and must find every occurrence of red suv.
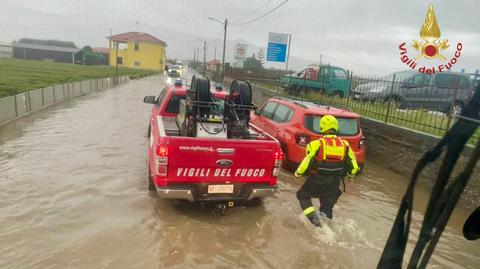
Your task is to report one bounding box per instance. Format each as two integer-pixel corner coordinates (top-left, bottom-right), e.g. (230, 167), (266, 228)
(250, 97), (365, 170)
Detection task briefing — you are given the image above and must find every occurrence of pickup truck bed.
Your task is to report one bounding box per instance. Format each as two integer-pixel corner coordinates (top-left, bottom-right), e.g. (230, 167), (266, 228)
(146, 83), (282, 203)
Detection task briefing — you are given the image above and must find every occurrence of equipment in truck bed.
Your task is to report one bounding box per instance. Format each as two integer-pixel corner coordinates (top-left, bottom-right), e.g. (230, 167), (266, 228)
(176, 76), (256, 139)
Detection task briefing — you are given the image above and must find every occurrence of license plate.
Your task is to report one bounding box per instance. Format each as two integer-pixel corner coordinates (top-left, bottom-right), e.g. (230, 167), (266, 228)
(208, 184), (234, 194)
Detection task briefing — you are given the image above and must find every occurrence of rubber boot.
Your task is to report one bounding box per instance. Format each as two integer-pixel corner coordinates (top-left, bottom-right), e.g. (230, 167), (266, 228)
(306, 212), (322, 227)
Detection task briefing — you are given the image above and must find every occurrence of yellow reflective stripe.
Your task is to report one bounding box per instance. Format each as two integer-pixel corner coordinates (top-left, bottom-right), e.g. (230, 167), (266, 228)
(343, 140), (359, 174)
(303, 206), (315, 216)
(320, 138), (327, 160)
(295, 140), (320, 176)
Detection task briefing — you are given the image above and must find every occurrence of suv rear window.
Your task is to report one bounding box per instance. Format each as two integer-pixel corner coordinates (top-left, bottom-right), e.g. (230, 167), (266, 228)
(304, 115), (359, 136)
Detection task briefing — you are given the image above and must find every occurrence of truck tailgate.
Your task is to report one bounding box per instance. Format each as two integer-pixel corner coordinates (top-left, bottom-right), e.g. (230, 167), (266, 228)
(167, 137), (278, 184)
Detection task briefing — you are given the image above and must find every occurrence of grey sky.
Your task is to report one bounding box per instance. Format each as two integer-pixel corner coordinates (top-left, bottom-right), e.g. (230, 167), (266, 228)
(0, 0), (478, 74)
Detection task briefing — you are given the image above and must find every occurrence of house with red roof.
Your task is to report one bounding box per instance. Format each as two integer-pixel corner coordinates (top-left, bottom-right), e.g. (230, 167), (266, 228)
(108, 32), (166, 70)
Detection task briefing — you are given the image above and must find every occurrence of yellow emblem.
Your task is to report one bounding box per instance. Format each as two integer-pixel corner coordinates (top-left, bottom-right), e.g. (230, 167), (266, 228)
(412, 4), (449, 61)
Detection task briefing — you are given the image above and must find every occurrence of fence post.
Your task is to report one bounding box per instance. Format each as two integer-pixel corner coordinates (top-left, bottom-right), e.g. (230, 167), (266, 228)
(346, 71), (353, 108)
(41, 88), (45, 106)
(384, 74), (397, 123)
(53, 86), (56, 103)
(27, 91), (32, 112)
(445, 86), (460, 130)
(13, 90), (18, 117)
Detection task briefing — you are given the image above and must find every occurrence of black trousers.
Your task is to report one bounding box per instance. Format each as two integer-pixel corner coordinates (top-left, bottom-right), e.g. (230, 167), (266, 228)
(296, 175), (342, 219)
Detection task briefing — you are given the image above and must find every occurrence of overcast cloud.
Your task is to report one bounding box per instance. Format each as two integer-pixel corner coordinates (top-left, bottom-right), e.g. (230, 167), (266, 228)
(0, 0), (478, 74)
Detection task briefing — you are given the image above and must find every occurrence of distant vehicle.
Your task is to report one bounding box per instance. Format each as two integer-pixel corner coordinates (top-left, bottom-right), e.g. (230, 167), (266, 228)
(280, 65), (351, 97)
(143, 77), (282, 204)
(250, 97), (365, 170)
(355, 71), (473, 115)
(353, 70), (415, 102)
(167, 67), (180, 78)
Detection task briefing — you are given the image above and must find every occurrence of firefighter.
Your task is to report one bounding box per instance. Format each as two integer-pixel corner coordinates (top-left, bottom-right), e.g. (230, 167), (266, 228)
(294, 115), (359, 227)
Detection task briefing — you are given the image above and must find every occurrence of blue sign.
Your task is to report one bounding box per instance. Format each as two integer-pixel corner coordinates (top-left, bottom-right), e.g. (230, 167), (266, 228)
(267, 42), (287, 62)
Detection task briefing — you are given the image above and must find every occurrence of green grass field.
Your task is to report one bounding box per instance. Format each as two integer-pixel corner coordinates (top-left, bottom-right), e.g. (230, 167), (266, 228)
(0, 58), (158, 97)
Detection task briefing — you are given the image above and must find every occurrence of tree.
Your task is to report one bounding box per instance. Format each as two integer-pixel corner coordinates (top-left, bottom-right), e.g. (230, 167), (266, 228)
(257, 48), (265, 64)
(243, 54), (263, 71)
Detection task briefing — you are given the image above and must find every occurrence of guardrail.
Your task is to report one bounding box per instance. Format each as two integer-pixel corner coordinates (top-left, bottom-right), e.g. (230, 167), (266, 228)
(0, 75), (129, 126)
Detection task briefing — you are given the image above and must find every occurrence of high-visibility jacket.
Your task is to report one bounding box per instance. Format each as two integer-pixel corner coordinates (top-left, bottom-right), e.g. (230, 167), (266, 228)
(295, 135), (359, 177)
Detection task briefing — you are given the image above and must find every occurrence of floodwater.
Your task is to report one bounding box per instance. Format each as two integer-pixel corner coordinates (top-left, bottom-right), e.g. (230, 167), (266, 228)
(0, 74), (479, 269)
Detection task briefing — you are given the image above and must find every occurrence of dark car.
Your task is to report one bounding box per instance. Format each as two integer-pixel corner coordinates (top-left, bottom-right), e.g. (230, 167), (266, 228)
(355, 71), (473, 115)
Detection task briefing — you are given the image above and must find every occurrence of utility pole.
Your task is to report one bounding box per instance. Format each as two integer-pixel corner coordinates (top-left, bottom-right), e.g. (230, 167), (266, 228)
(214, 46), (217, 61)
(208, 17), (228, 82)
(319, 53), (323, 67)
(135, 21), (140, 32)
(194, 50), (196, 64)
(115, 42), (119, 85)
(222, 18), (227, 83)
(203, 40), (207, 77)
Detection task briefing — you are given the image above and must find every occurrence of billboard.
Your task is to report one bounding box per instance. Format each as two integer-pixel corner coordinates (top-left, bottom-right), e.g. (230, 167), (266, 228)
(267, 32), (289, 62)
(234, 43), (248, 68)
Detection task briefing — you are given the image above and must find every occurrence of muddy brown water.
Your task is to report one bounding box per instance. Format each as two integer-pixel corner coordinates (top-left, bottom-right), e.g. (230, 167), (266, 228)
(0, 74), (479, 269)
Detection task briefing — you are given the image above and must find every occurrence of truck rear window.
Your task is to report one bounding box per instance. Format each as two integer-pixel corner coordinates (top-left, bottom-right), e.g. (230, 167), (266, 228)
(165, 95), (186, 113)
(304, 115), (359, 136)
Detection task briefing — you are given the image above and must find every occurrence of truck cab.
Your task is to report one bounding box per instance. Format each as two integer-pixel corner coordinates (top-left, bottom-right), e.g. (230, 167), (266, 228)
(281, 65), (351, 97)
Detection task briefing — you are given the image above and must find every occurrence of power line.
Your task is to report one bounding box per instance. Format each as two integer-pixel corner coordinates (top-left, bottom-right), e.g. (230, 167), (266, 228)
(230, 0), (289, 26)
(0, 24), (107, 32)
(243, 0), (276, 19)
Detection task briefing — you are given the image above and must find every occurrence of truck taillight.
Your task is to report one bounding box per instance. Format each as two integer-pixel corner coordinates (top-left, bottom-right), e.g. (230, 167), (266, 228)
(155, 146), (168, 176)
(295, 133), (310, 146)
(273, 149), (283, 177)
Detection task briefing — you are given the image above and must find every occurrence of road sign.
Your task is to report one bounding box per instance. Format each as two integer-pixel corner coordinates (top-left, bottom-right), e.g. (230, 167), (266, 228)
(234, 43), (247, 67)
(267, 32), (289, 63)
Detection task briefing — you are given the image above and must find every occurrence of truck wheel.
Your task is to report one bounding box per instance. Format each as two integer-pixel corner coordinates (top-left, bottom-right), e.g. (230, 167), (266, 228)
(148, 167), (156, 192)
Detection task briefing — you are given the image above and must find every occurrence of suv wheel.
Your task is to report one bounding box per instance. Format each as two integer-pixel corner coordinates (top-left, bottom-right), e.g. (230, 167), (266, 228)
(450, 102), (464, 116)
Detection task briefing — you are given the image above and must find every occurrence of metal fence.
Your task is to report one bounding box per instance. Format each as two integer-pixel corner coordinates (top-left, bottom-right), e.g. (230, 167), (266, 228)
(234, 71), (477, 141)
(0, 76), (129, 125)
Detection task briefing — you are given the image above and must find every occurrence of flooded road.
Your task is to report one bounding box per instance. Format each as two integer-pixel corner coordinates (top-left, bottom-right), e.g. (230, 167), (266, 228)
(0, 74), (479, 269)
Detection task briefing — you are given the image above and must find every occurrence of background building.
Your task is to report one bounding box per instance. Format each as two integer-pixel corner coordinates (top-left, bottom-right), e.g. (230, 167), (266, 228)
(108, 32), (166, 70)
(0, 42), (13, 58)
(12, 39), (79, 63)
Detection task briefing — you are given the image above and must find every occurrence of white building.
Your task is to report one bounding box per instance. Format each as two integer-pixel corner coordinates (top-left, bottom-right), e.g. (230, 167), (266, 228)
(0, 42), (13, 58)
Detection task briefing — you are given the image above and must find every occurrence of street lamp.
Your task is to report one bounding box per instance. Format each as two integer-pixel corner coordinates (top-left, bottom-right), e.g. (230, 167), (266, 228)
(208, 17), (228, 83)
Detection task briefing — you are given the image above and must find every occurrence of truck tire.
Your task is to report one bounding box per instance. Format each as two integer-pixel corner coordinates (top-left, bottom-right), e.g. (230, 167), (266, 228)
(148, 167), (156, 192)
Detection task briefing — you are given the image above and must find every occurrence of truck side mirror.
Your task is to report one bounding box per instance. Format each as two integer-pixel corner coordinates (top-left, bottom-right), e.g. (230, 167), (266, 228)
(143, 96), (156, 104)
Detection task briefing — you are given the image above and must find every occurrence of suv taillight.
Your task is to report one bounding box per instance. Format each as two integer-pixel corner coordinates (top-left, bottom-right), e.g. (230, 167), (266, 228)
(272, 149), (283, 177)
(359, 138), (365, 149)
(295, 133), (310, 146)
(155, 146), (168, 176)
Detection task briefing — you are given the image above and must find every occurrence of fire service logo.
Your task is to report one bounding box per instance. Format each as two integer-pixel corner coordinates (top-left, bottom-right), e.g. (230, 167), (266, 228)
(399, 4), (463, 74)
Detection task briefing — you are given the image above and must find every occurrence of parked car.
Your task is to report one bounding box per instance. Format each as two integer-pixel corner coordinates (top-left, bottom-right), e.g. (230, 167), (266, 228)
(143, 78), (282, 204)
(353, 70), (415, 102)
(280, 65), (351, 97)
(355, 71), (473, 115)
(250, 97), (365, 171)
